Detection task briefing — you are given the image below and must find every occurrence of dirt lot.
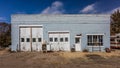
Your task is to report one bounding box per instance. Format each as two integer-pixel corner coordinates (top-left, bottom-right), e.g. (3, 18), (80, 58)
(0, 49), (120, 68)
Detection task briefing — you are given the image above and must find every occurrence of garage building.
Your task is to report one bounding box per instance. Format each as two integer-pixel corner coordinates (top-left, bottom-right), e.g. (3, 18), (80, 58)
(11, 14), (110, 52)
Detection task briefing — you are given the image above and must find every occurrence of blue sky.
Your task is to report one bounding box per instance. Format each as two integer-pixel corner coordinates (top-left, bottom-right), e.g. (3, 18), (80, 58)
(0, 0), (120, 23)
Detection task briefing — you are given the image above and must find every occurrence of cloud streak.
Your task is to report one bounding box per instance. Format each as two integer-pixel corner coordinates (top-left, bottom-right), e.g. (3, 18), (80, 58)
(80, 4), (96, 13)
(109, 7), (120, 13)
(0, 17), (6, 21)
(41, 1), (65, 14)
(80, 0), (120, 14)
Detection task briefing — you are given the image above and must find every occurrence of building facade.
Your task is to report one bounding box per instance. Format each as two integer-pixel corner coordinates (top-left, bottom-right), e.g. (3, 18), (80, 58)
(11, 14), (110, 52)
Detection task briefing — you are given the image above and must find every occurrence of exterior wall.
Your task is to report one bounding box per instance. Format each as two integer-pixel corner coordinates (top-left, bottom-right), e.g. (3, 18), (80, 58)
(11, 14), (110, 52)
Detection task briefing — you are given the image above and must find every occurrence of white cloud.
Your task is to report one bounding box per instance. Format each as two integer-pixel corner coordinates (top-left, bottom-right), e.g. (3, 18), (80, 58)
(110, 7), (120, 13)
(80, 4), (96, 13)
(80, 1), (120, 14)
(41, 1), (65, 14)
(0, 17), (6, 21)
(104, 7), (120, 14)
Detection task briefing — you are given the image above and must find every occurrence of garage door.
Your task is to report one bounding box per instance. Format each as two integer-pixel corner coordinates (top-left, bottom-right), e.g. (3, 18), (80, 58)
(48, 32), (70, 51)
(20, 26), (43, 51)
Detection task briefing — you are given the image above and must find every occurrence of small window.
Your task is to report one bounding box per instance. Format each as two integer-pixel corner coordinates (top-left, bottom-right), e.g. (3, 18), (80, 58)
(110, 39), (114, 41)
(26, 38), (30, 42)
(60, 38), (63, 42)
(54, 38), (58, 42)
(32, 38), (36, 42)
(75, 38), (80, 43)
(117, 40), (120, 43)
(49, 38), (53, 42)
(65, 37), (68, 42)
(21, 38), (24, 42)
(38, 38), (41, 42)
(117, 36), (120, 38)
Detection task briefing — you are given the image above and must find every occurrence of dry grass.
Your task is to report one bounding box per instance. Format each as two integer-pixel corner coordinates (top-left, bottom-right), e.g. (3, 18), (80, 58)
(0, 49), (120, 68)
(0, 48), (10, 55)
(58, 50), (120, 60)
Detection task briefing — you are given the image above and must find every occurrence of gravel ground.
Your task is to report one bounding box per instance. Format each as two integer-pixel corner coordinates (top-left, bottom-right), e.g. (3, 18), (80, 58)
(0, 49), (120, 68)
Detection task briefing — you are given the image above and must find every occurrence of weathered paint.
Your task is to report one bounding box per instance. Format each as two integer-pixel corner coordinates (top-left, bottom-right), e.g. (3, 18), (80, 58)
(19, 26), (43, 51)
(11, 14), (110, 52)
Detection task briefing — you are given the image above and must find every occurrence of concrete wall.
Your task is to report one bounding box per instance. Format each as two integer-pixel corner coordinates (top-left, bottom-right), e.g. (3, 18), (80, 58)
(11, 14), (110, 52)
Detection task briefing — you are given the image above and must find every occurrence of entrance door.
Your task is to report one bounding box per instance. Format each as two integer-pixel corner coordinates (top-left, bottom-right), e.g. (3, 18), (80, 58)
(75, 36), (81, 51)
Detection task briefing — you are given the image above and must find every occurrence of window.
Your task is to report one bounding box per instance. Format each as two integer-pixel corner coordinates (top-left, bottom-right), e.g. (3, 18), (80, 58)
(38, 38), (41, 42)
(60, 38), (63, 42)
(117, 36), (120, 38)
(110, 39), (114, 41)
(26, 38), (30, 42)
(21, 38), (24, 42)
(54, 38), (58, 42)
(49, 38), (53, 42)
(65, 37), (68, 42)
(117, 40), (120, 43)
(87, 35), (103, 46)
(32, 38), (36, 42)
(75, 37), (80, 43)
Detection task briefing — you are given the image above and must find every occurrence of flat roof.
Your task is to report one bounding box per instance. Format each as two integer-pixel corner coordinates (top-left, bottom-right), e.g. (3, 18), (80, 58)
(11, 14), (110, 24)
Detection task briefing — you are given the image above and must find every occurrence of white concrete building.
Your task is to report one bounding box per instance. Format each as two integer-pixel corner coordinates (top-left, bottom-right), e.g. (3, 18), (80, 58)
(11, 14), (110, 52)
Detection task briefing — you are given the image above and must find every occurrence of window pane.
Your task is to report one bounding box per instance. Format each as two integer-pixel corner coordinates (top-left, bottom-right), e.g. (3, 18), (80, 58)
(38, 38), (41, 42)
(75, 38), (79, 43)
(54, 38), (58, 42)
(26, 38), (30, 42)
(87, 43), (90, 45)
(100, 35), (103, 43)
(60, 38), (63, 42)
(98, 35), (101, 42)
(88, 35), (92, 42)
(117, 36), (119, 38)
(93, 35), (97, 43)
(32, 38), (36, 42)
(21, 38), (24, 42)
(49, 38), (53, 42)
(110, 39), (114, 41)
(65, 37), (68, 42)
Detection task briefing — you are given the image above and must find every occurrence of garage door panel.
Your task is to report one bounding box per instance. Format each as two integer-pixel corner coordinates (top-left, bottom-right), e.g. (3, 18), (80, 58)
(25, 28), (31, 51)
(32, 28), (37, 51)
(20, 28), (31, 51)
(49, 33), (60, 51)
(59, 33), (69, 51)
(32, 28), (43, 51)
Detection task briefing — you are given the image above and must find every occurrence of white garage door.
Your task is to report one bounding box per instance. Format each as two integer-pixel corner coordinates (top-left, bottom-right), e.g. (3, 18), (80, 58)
(32, 28), (43, 51)
(20, 26), (43, 51)
(48, 32), (70, 51)
(20, 28), (31, 51)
